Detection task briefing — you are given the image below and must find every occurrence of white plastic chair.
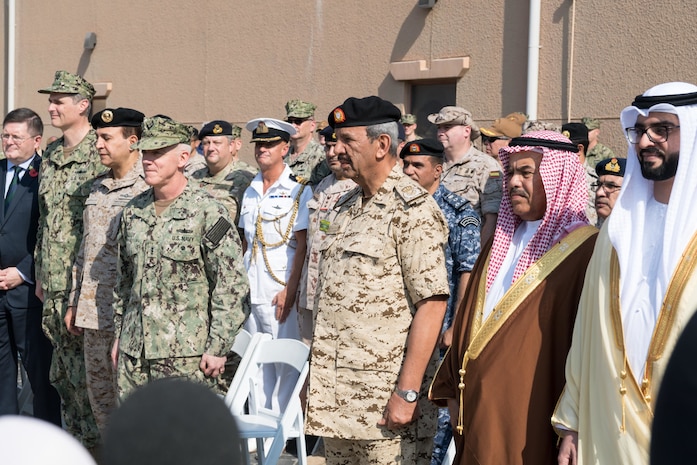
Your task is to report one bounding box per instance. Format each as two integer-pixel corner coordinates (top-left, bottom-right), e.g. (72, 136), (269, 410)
(226, 337), (310, 465)
(223, 330), (271, 412)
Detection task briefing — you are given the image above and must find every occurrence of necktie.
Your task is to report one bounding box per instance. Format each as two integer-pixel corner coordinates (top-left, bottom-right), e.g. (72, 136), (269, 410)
(5, 166), (22, 211)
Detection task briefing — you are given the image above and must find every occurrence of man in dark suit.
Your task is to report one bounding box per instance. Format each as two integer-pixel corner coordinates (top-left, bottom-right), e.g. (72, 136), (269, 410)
(0, 107), (60, 424)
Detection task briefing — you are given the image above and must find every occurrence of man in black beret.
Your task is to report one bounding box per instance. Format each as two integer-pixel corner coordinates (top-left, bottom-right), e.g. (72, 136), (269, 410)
(64, 107), (149, 435)
(400, 138), (481, 464)
(563, 121), (598, 225)
(305, 96), (450, 464)
(190, 120), (256, 226)
(593, 157), (626, 227)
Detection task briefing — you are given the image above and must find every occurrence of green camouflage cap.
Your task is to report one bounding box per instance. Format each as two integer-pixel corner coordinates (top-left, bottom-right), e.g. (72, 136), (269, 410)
(131, 116), (194, 150)
(285, 99), (316, 119)
(582, 117), (601, 130)
(401, 113), (417, 125)
(231, 125), (242, 139)
(38, 70), (96, 99)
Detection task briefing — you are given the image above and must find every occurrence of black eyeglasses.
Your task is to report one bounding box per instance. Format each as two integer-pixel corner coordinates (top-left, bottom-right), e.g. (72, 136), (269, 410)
(591, 181), (622, 194)
(287, 117), (311, 126)
(625, 125), (680, 144)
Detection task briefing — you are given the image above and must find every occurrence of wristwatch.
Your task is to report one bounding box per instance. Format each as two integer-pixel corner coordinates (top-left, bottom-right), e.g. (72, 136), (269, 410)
(394, 387), (419, 403)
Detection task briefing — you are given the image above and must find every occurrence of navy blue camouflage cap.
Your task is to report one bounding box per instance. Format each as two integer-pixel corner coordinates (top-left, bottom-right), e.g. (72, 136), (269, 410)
(91, 108), (145, 129)
(399, 138), (444, 159)
(131, 116), (194, 150)
(328, 96), (401, 129)
(38, 70), (96, 100)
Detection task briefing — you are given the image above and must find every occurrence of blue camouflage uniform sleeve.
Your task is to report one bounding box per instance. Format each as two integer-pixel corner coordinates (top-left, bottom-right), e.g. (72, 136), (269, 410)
(451, 203), (481, 274)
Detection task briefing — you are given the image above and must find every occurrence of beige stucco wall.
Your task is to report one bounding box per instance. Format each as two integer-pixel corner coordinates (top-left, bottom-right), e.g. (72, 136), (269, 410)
(3, 0), (697, 159)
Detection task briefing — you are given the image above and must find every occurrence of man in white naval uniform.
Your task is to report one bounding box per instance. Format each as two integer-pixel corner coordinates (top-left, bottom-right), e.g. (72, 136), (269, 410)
(239, 118), (311, 414)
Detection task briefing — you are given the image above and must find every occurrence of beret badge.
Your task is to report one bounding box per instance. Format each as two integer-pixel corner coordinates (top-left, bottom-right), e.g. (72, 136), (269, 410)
(101, 110), (114, 123)
(213, 124), (223, 134)
(562, 130), (571, 138)
(409, 143), (420, 153)
(333, 108), (346, 124)
(605, 158), (621, 173)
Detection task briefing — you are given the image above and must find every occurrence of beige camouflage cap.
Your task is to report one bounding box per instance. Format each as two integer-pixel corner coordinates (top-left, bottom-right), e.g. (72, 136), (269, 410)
(582, 117), (601, 130)
(285, 99), (316, 119)
(38, 70), (96, 99)
(427, 106), (480, 139)
(401, 113), (417, 125)
(131, 116), (194, 150)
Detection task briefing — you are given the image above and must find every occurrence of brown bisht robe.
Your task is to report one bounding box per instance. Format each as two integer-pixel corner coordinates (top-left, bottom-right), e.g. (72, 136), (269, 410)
(430, 227), (597, 465)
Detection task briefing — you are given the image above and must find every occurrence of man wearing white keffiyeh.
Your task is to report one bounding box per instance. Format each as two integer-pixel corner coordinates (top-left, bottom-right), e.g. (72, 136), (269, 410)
(430, 131), (598, 465)
(553, 82), (697, 465)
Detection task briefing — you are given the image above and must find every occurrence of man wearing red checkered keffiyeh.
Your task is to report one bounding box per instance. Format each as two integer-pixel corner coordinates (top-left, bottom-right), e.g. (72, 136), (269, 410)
(430, 130), (599, 465)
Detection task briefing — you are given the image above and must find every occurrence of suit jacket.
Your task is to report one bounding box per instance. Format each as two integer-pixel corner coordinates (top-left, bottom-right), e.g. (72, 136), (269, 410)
(0, 155), (43, 309)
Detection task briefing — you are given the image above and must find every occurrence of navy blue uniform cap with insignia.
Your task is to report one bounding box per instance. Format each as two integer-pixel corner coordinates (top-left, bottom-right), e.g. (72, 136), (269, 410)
(595, 157), (626, 177)
(399, 138), (444, 159)
(199, 120), (234, 139)
(91, 107), (145, 129)
(319, 125), (336, 143)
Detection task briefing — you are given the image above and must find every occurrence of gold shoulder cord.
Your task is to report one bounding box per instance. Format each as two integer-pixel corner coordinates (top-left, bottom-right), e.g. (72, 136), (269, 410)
(610, 231), (697, 433)
(251, 184), (307, 286)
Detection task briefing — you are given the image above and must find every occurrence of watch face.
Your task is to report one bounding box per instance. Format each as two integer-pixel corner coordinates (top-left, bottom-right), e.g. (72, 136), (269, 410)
(405, 391), (418, 402)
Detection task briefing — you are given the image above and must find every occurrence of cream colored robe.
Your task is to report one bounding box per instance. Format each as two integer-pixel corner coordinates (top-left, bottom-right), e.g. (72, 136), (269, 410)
(553, 225), (697, 464)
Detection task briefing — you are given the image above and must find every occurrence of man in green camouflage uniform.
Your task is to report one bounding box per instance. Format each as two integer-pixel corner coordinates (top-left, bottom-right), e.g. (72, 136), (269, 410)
(35, 70), (103, 449)
(401, 113), (422, 142)
(284, 99), (331, 185)
(65, 107), (149, 434)
(191, 120), (256, 225)
(306, 96), (450, 464)
(582, 116), (618, 167)
(111, 116), (249, 399)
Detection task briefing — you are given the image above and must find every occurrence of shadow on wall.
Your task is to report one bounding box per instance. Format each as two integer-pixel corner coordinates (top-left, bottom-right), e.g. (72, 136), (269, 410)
(500, 0), (530, 116)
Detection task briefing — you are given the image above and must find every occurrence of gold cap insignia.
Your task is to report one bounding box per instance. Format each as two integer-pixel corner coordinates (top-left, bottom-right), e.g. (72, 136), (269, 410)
(101, 110), (114, 123)
(333, 108), (346, 124)
(257, 122), (269, 134)
(562, 130), (571, 138)
(409, 143), (420, 153)
(213, 124), (223, 134)
(605, 158), (621, 173)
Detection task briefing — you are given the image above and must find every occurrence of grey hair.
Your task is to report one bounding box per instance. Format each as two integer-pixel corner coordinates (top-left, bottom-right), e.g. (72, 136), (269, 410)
(366, 121), (399, 156)
(70, 93), (92, 118)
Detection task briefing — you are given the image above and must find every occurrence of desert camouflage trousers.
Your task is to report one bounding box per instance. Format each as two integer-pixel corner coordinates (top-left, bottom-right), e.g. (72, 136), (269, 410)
(324, 434), (433, 465)
(83, 328), (117, 434)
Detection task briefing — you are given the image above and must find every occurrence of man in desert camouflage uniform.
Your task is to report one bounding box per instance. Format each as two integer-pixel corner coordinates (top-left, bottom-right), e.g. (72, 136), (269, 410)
(284, 99), (331, 185)
(297, 125), (356, 346)
(582, 116), (618, 167)
(65, 107), (148, 433)
(306, 96), (450, 465)
(35, 70), (103, 449)
(191, 120), (256, 225)
(429, 106), (503, 246)
(111, 116), (249, 399)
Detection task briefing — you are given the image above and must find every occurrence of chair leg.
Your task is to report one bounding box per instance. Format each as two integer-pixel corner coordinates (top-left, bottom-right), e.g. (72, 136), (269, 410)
(296, 434), (308, 465)
(241, 437), (252, 465)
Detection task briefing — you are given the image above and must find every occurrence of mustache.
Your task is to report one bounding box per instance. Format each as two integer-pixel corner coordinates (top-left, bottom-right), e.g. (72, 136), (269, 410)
(639, 147), (665, 159)
(509, 188), (529, 199)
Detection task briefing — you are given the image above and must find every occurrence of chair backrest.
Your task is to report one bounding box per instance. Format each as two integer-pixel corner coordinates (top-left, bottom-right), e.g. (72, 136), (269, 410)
(226, 337), (310, 418)
(223, 330), (272, 410)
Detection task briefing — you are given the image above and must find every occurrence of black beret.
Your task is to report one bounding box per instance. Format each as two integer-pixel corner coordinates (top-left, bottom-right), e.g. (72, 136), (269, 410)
(199, 120), (233, 139)
(328, 96), (401, 129)
(319, 125), (336, 143)
(399, 138), (445, 159)
(595, 157), (626, 177)
(561, 122), (589, 144)
(91, 107), (145, 129)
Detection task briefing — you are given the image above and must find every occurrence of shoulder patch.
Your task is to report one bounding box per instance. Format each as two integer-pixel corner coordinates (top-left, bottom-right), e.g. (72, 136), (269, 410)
(459, 216), (480, 229)
(396, 182), (427, 204)
(205, 217), (232, 246)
